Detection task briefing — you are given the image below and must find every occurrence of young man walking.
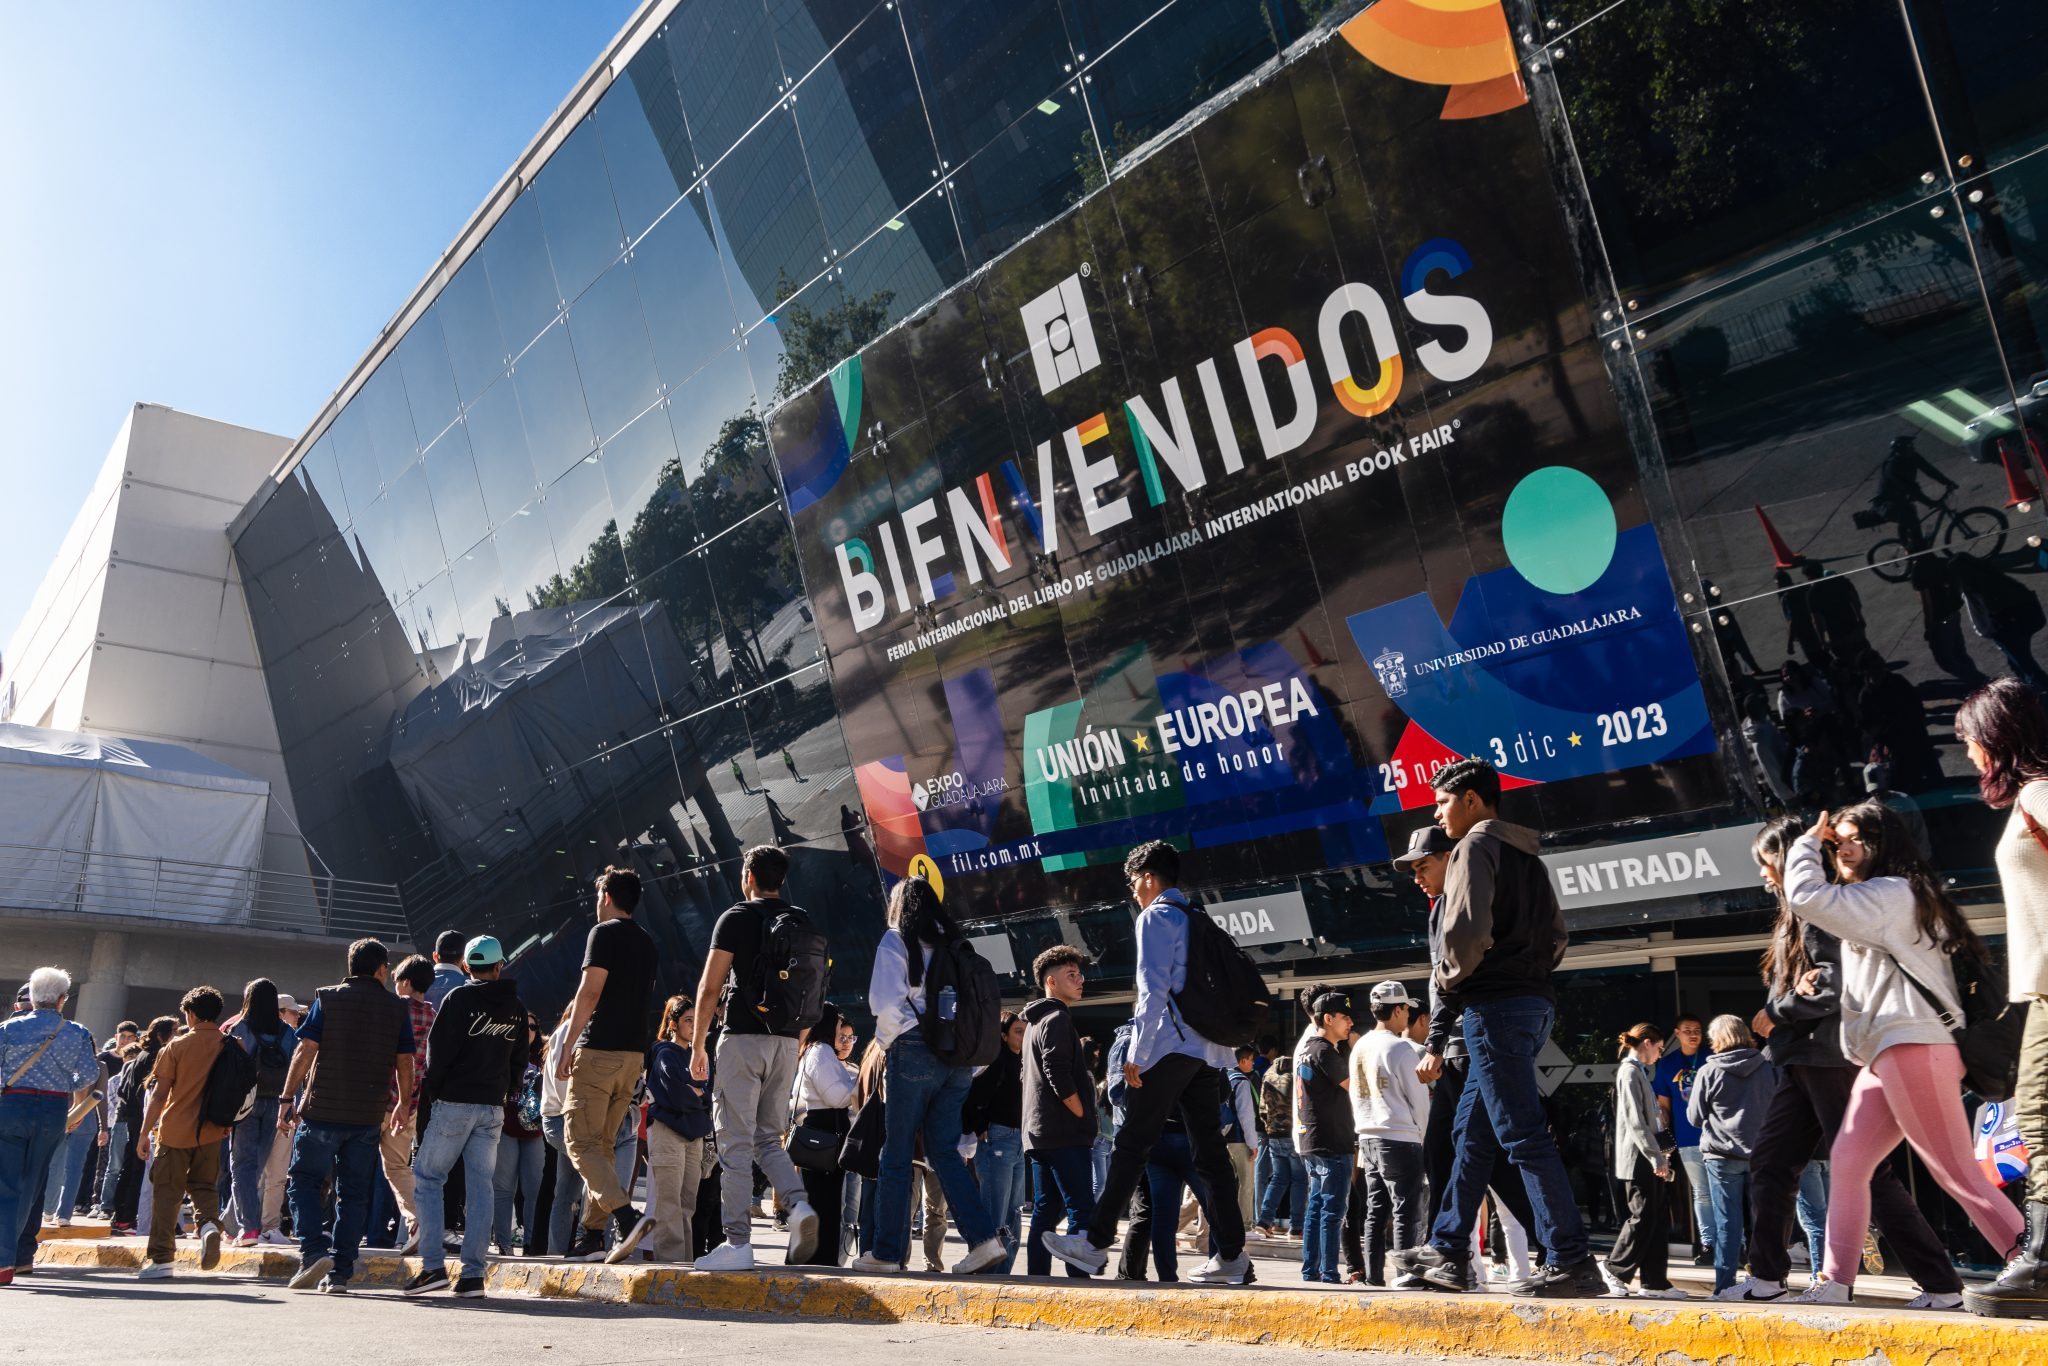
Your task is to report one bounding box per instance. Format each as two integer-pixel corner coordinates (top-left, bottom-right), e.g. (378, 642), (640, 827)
(688, 845), (819, 1270)
(1296, 992), (1355, 1284)
(1352, 981), (1429, 1287)
(555, 866), (659, 1263)
(1393, 760), (1599, 1297)
(384, 955), (437, 1253)
(1043, 840), (1250, 1284)
(279, 938), (415, 1293)
(404, 937), (527, 1298)
(426, 931), (468, 1008)
(134, 986), (234, 1280)
(1021, 946), (1098, 1277)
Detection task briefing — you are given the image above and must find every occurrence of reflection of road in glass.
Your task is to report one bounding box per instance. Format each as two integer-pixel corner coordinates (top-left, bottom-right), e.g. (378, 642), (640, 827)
(1863, 491), (2008, 581)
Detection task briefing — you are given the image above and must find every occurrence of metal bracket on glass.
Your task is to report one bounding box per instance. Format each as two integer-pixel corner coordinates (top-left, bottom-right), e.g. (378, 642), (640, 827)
(1298, 155), (1333, 208)
(1124, 264), (1151, 307)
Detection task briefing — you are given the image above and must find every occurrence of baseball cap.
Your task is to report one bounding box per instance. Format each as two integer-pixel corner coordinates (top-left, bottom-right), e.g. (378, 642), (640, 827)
(464, 935), (505, 969)
(1368, 980), (1422, 1009)
(275, 993), (301, 1015)
(1391, 825), (1456, 869)
(1311, 991), (1354, 1020)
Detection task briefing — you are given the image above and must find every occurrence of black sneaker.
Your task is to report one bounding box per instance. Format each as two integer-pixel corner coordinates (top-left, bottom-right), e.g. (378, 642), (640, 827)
(1692, 1249), (1714, 1268)
(403, 1267), (450, 1297)
(453, 1276), (486, 1298)
(606, 1205), (654, 1265)
(1511, 1255), (1605, 1298)
(565, 1226), (606, 1262)
(1390, 1244), (1469, 1293)
(317, 1275), (349, 1294)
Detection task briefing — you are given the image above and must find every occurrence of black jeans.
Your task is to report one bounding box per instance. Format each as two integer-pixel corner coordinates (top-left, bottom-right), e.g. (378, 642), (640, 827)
(1361, 1138), (1427, 1282)
(1607, 1156), (1671, 1291)
(1118, 1172), (1153, 1279)
(1747, 1062), (1960, 1292)
(1341, 1159), (1370, 1277)
(797, 1108), (849, 1266)
(1088, 1053), (1244, 1261)
(1423, 1056), (1543, 1261)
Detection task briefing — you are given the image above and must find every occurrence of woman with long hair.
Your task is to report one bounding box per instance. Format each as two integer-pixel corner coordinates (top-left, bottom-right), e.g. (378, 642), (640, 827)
(1601, 1024), (1683, 1298)
(1957, 678), (2048, 1317)
(855, 876), (1005, 1274)
(644, 995), (713, 1263)
(1780, 800), (2024, 1304)
(222, 979), (291, 1245)
(1722, 817), (1962, 1307)
(790, 1002), (857, 1265)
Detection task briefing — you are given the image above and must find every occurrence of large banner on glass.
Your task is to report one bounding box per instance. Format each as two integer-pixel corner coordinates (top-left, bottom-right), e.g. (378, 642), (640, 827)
(767, 10), (1725, 913)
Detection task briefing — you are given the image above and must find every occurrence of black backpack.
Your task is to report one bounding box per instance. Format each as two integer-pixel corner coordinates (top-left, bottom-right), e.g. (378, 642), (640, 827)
(202, 1036), (260, 1128)
(748, 902), (830, 1035)
(921, 936), (1003, 1068)
(252, 1030), (292, 1099)
(1898, 949), (2028, 1103)
(1172, 899), (1272, 1049)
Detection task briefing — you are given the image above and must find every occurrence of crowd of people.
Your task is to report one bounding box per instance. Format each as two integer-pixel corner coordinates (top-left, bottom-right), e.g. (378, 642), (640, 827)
(1, 681), (2045, 1323)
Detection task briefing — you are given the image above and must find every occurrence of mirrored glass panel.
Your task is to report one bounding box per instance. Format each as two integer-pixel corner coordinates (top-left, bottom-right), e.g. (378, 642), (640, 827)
(632, 188), (746, 391)
(667, 0), (784, 173)
(484, 189), (564, 355)
(535, 117), (626, 305)
(566, 260), (662, 445)
(420, 422), (491, 565)
(437, 254), (508, 402)
(395, 306), (461, 448)
(512, 317), (598, 485)
(464, 381), (542, 526)
(596, 36), (697, 242)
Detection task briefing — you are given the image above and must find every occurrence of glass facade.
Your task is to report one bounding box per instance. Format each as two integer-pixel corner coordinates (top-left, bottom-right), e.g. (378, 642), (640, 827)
(234, 0), (2046, 1226)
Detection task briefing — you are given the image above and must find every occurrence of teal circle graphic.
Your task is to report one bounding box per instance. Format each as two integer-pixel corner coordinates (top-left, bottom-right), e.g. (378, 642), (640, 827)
(1501, 466), (1617, 595)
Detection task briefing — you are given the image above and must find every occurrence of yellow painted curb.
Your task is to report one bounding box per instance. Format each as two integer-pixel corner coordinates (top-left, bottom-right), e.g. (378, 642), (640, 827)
(36, 1238), (2048, 1365)
(36, 1220), (111, 1243)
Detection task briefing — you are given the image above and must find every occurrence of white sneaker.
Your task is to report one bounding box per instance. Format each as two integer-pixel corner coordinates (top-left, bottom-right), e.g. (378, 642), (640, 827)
(257, 1230), (292, 1247)
(1638, 1285), (1690, 1299)
(401, 1226), (421, 1256)
(950, 1237), (1006, 1275)
(198, 1222), (222, 1271)
(1392, 1272), (1427, 1290)
(1186, 1252), (1252, 1285)
(1598, 1262), (1633, 1298)
(850, 1252), (904, 1273)
(1041, 1231), (1109, 1275)
(136, 1260), (173, 1281)
(1903, 1290), (1963, 1311)
(784, 1201), (821, 1264)
(1789, 1276), (1852, 1305)
(694, 1240), (756, 1272)
(1716, 1277), (1785, 1302)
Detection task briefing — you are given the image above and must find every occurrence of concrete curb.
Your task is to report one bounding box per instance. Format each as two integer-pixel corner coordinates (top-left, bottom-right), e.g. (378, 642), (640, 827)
(36, 1238), (2048, 1364)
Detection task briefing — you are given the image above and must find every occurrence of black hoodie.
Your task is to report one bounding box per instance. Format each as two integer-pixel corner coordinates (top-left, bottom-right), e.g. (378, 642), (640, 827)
(1020, 996), (1096, 1152)
(1760, 922), (1847, 1069)
(423, 977), (529, 1107)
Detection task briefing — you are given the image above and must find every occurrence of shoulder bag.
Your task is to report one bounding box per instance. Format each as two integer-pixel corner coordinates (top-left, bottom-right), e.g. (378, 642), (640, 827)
(6, 1029), (62, 1089)
(1894, 948), (2026, 1103)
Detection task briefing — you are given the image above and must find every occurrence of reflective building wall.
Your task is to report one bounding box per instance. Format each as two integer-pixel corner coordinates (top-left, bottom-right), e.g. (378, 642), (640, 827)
(230, 0), (2048, 1075)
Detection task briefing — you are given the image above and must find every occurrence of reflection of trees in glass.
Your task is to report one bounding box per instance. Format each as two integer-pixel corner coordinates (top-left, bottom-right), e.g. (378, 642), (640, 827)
(769, 272), (895, 403)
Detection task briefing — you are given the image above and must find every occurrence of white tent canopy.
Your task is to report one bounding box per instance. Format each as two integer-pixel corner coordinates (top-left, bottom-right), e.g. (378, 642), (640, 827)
(0, 722), (268, 922)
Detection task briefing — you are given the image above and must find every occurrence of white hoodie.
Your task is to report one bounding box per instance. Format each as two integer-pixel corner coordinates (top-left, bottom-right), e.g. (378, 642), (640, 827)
(1783, 835), (1962, 1067)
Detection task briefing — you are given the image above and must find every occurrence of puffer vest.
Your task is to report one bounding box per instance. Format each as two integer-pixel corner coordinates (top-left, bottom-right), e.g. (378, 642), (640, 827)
(302, 977), (408, 1127)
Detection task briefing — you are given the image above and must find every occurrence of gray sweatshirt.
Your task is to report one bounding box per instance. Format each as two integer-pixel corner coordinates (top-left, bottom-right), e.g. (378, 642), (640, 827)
(1686, 1046), (1779, 1161)
(1612, 1056), (1664, 1181)
(1783, 835), (1962, 1067)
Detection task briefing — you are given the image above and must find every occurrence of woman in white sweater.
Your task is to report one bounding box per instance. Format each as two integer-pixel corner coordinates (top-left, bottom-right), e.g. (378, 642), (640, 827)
(1783, 800), (2023, 1304)
(1957, 677), (2048, 1317)
(1603, 1023), (1682, 1298)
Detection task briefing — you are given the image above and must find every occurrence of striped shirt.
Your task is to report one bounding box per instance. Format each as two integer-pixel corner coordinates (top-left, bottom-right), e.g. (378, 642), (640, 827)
(1, 1009), (98, 1095)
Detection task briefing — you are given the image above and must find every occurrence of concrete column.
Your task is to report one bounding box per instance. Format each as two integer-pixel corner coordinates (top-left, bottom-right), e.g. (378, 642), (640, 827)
(72, 930), (131, 1041)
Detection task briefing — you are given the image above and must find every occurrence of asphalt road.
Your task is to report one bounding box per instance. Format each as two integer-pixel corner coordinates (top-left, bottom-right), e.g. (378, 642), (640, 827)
(0, 1265), (1545, 1366)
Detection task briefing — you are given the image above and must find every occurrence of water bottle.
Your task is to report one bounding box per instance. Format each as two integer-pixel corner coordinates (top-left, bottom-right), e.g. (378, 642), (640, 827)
(938, 985), (957, 1022)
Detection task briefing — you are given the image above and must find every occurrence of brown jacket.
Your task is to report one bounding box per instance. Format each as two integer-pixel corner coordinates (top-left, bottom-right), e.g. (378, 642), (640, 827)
(152, 1025), (232, 1149)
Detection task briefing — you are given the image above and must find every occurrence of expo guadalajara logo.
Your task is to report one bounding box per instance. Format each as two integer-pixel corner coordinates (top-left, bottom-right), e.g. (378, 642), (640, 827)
(834, 239), (1495, 634)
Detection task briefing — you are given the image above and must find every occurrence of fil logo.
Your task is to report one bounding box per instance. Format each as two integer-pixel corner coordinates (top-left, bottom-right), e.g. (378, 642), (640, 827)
(1019, 273), (1101, 396)
(1372, 647), (1408, 699)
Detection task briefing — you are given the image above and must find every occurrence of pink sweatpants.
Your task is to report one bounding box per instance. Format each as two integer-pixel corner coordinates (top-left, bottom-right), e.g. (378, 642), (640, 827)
(1824, 1042), (2024, 1285)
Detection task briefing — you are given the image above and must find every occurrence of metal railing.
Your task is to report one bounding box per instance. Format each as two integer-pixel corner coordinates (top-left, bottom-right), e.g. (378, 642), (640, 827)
(0, 842), (407, 940)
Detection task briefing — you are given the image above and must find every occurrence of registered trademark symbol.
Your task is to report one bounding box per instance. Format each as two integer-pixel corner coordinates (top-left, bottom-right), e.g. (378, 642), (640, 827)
(1452, 419), (1461, 429)
(1079, 261), (1092, 277)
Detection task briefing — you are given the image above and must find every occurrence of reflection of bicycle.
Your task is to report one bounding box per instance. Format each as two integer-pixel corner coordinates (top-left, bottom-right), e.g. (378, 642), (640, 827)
(1861, 493), (2008, 581)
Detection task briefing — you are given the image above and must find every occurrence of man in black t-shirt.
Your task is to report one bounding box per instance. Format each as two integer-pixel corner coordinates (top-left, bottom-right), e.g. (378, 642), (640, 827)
(1296, 992), (1355, 1284)
(552, 866), (658, 1263)
(685, 844), (819, 1271)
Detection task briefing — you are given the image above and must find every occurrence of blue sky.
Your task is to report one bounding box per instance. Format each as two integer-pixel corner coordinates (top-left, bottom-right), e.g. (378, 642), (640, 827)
(0, 0), (640, 656)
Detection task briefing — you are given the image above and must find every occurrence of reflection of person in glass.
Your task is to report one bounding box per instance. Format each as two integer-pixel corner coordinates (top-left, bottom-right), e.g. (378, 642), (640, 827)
(1869, 435), (1957, 552)
(1909, 554), (1991, 690)
(1948, 552), (2048, 690)
(1740, 694), (1796, 809)
(1774, 570), (1828, 666)
(781, 748), (805, 783)
(1701, 579), (1760, 678)
(1799, 563), (1866, 661)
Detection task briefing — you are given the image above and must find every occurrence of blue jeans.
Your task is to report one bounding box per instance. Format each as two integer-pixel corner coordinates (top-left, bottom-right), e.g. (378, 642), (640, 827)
(1797, 1159), (1828, 1270)
(873, 1029), (998, 1266)
(1704, 1155), (1749, 1292)
(1429, 996), (1589, 1265)
(1091, 1134), (1111, 1196)
(1301, 1153), (1350, 1283)
(414, 1101), (503, 1280)
(493, 1131), (543, 1254)
(46, 1108), (98, 1217)
(1026, 1145), (1098, 1277)
(1678, 1145), (1712, 1250)
(1146, 1128), (1208, 1281)
(229, 1098), (278, 1236)
(288, 1120), (381, 1282)
(979, 1123), (1027, 1272)
(1, 1094), (67, 1266)
(99, 1120), (129, 1213)
(1257, 1133), (1308, 1232)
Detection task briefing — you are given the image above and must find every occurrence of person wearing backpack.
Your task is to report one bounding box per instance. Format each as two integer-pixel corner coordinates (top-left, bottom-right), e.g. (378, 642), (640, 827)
(1779, 801), (2025, 1304)
(686, 845), (822, 1272)
(221, 979), (293, 1246)
(854, 875), (1008, 1275)
(493, 1013), (545, 1256)
(1043, 841), (1251, 1285)
(133, 985), (233, 1280)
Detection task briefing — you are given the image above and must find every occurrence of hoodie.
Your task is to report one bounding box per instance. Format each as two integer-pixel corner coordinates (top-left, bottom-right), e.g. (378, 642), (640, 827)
(422, 977), (529, 1108)
(1760, 921), (1848, 1069)
(1021, 996), (1096, 1152)
(1433, 819), (1567, 1008)
(1685, 1046), (1780, 1161)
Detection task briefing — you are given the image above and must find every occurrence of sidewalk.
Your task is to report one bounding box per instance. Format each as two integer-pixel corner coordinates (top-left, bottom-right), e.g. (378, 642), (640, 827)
(34, 1226), (2046, 1366)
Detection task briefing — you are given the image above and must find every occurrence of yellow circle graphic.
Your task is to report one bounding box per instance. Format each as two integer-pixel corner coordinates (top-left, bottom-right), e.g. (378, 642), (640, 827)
(907, 854), (945, 900)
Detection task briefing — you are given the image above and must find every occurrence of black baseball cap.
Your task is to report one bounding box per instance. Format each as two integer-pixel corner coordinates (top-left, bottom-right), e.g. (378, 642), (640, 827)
(1392, 825), (1456, 869)
(1311, 991), (1355, 1021)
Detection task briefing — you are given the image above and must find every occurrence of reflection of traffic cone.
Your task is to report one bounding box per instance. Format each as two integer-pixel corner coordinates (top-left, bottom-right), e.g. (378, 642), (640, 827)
(1297, 628), (1327, 667)
(1754, 504), (1800, 570)
(1997, 436), (2041, 508)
